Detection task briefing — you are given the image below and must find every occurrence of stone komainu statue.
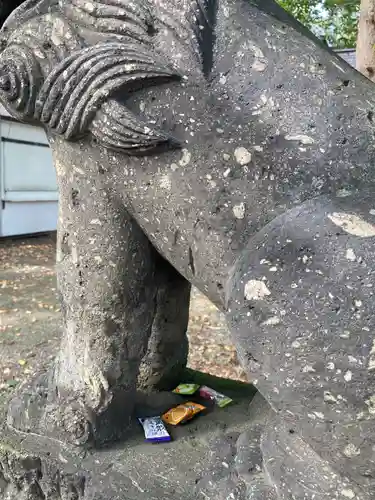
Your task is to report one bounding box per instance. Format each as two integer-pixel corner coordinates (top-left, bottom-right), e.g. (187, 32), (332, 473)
(2, 1), (375, 499)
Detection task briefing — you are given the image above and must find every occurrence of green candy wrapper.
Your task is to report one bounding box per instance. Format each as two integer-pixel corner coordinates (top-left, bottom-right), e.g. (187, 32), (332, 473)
(172, 383), (200, 395)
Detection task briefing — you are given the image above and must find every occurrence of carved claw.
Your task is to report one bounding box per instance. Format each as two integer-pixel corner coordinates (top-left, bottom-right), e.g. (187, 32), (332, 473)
(59, 404), (93, 447)
(90, 98), (181, 153)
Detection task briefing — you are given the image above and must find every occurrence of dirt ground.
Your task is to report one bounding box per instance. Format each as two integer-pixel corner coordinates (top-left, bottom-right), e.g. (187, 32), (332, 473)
(0, 235), (246, 400)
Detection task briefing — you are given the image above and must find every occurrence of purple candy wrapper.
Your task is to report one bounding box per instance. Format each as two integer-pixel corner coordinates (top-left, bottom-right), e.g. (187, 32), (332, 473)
(138, 417), (171, 443)
(198, 385), (233, 408)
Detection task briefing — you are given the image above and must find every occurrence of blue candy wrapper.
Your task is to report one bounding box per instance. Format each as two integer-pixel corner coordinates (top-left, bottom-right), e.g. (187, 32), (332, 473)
(138, 416), (172, 443)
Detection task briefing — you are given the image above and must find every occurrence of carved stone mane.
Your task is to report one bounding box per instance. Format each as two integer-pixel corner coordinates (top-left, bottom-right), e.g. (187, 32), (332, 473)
(0, 0), (175, 153)
(0, 0), (220, 154)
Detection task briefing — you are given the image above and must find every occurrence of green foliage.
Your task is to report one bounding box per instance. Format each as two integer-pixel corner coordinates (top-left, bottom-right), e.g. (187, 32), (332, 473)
(277, 0), (359, 48)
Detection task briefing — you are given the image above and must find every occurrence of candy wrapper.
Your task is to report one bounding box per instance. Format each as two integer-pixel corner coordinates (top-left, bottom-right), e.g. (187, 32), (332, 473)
(162, 401), (206, 425)
(198, 386), (233, 408)
(138, 417), (171, 443)
(172, 383), (200, 395)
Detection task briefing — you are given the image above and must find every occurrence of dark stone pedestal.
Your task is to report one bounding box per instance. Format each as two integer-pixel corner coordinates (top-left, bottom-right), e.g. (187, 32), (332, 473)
(0, 371), (271, 500)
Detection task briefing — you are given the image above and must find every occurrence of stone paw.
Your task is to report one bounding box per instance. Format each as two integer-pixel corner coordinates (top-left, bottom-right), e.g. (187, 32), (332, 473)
(0, 449), (86, 500)
(235, 427), (278, 500)
(193, 425), (278, 499)
(6, 370), (94, 448)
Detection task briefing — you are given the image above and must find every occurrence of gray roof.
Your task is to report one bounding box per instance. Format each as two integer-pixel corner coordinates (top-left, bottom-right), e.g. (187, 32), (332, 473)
(335, 49), (356, 68)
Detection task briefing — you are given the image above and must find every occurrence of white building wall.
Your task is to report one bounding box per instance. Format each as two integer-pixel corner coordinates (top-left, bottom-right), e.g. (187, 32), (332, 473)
(0, 106), (58, 237)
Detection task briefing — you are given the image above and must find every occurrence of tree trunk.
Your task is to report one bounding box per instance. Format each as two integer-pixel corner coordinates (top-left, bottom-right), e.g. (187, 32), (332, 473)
(356, 0), (375, 80)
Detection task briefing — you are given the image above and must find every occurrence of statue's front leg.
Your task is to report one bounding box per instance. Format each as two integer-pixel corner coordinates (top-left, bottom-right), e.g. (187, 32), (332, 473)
(55, 175), (161, 445)
(138, 256), (191, 392)
(8, 160), (159, 446)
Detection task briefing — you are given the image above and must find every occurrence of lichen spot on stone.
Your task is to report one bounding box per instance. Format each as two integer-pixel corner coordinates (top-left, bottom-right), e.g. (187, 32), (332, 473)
(343, 444), (360, 458)
(249, 45), (268, 72)
(252, 60), (267, 72)
(285, 134), (314, 145)
(159, 175), (171, 190)
(262, 316), (281, 326)
(244, 280), (271, 301)
(368, 340), (375, 371)
(336, 188), (352, 198)
(84, 2), (95, 13)
(324, 391), (337, 403)
(302, 365), (316, 373)
(314, 412), (324, 419)
(179, 149), (191, 167)
(345, 248), (356, 261)
(328, 212), (375, 237)
(365, 395), (375, 415)
(252, 58), (267, 72)
(341, 489), (355, 499)
(233, 203), (246, 219)
(234, 147), (252, 166)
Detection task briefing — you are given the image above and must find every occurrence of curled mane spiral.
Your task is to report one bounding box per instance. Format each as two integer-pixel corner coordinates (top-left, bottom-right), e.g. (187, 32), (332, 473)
(0, 43), (42, 118)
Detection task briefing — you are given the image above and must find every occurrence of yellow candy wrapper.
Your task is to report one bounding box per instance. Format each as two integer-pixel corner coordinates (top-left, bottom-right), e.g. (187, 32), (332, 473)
(162, 401), (206, 425)
(172, 383), (200, 395)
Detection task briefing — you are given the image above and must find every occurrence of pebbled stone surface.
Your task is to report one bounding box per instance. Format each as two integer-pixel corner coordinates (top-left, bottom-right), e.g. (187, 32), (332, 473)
(0, 373), (259, 500)
(2, 0), (375, 498)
